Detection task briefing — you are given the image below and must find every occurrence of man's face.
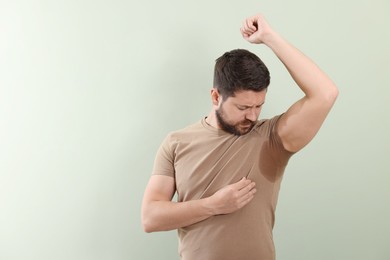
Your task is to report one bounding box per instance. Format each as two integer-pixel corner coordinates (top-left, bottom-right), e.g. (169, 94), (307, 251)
(215, 90), (266, 136)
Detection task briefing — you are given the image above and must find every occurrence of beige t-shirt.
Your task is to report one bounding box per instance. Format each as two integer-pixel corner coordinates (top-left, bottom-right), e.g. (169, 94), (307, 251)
(152, 115), (293, 260)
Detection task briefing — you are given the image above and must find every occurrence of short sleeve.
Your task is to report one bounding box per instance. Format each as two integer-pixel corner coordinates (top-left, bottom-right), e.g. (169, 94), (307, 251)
(151, 134), (176, 178)
(255, 114), (295, 166)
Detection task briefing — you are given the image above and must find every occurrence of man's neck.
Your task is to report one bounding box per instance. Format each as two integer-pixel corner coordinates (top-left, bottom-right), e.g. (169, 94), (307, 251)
(205, 110), (219, 129)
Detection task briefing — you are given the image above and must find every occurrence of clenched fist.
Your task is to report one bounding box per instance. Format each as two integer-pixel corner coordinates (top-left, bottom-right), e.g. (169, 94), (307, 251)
(240, 14), (274, 45)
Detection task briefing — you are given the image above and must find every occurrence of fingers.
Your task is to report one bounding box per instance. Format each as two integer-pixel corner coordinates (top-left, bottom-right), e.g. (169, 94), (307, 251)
(237, 180), (256, 198)
(212, 177), (257, 214)
(241, 20), (256, 34)
(240, 14), (261, 36)
(240, 189), (256, 205)
(240, 27), (249, 39)
(232, 177), (256, 197)
(237, 185), (256, 207)
(233, 177), (252, 190)
(240, 22), (255, 38)
(246, 17), (257, 32)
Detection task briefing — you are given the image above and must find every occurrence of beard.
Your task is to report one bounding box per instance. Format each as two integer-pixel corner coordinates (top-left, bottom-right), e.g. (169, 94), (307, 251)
(215, 107), (256, 136)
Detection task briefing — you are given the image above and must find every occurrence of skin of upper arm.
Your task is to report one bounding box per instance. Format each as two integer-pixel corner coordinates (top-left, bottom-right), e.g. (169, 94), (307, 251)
(142, 175), (176, 206)
(277, 92), (338, 153)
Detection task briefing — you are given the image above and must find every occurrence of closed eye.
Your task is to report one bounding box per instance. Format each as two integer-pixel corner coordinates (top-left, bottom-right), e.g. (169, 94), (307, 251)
(237, 105), (263, 110)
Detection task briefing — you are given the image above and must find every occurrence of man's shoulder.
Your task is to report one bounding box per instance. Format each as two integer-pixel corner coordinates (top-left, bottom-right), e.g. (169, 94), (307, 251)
(164, 120), (204, 142)
(252, 114), (283, 135)
(254, 115), (280, 127)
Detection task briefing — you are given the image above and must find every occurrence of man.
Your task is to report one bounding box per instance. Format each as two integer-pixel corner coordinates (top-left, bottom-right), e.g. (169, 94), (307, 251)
(141, 13), (338, 260)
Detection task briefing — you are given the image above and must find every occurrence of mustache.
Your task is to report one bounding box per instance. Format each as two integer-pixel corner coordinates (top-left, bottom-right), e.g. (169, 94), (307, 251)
(240, 119), (255, 125)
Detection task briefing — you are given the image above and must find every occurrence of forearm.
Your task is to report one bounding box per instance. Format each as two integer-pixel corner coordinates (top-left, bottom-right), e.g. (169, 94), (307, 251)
(142, 176), (256, 233)
(142, 197), (214, 233)
(240, 14), (339, 152)
(264, 31), (338, 99)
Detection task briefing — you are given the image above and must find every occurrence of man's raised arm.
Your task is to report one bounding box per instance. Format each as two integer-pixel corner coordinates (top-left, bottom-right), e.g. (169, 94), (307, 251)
(241, 14), (339, 152)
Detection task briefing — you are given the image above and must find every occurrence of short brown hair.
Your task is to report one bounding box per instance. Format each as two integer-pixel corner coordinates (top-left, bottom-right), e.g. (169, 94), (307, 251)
(213, 49), (270, 98)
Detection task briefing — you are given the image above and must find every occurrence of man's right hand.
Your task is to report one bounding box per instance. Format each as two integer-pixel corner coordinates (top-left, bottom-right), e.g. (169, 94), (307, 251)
(142, 175), (256, 232)
(207, 177), (256, 215)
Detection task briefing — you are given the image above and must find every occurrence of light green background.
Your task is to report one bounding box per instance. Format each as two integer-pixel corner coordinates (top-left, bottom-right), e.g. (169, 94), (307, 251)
(1, 0), (389, 259)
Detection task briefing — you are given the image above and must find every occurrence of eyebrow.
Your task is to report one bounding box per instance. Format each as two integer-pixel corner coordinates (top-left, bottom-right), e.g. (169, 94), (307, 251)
(237, 102), (265, 108)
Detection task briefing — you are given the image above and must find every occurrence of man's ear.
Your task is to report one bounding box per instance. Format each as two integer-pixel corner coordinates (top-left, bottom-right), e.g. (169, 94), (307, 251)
(210, 89), (221, 106)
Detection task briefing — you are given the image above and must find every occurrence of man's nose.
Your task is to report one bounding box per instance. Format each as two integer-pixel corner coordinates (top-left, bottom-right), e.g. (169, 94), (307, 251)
(245, 109), (257, 121)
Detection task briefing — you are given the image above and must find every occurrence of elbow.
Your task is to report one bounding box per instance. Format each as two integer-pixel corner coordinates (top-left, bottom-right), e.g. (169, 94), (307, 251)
(141, 209), (160, 233)
(319, 84), (339, 106)
(328, 84), (339, 103)
(142, 223), (154, 233)
(141, 213), (155, 233)
(142, 220), (157, 233)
